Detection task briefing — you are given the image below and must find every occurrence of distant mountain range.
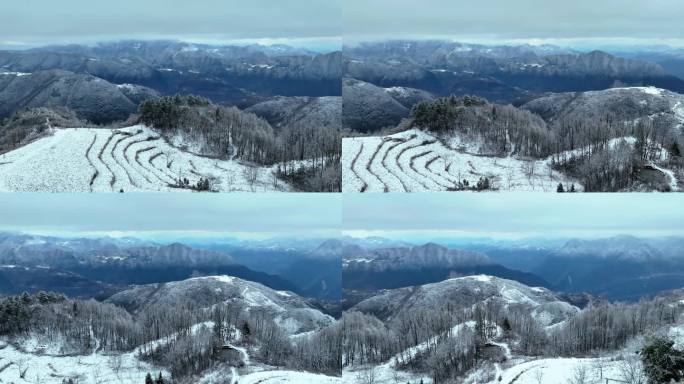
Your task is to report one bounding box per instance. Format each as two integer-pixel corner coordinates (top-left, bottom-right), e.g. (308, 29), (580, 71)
(343, 39), (684, 132)
(0, 232), (349, 305)
(444, 235), (684, 301)
(0, 40), (341, 115)
(341, 235), (684, 304)
(0, 232), (327, 299)
(342, 242), (550, 308)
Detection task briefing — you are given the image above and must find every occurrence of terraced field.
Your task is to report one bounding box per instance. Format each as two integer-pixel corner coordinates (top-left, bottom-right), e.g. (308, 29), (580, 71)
(0, 125), (290, 192)
(342, 129), (582, 192)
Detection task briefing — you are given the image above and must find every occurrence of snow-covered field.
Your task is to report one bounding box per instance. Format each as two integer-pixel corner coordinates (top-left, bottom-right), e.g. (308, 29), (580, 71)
(470, 356), (636, 384)
(0, 341), (166, 384)
(342, 129), (583, 192)
(238, 371), (341, 384)
(0, 125), (290, 192)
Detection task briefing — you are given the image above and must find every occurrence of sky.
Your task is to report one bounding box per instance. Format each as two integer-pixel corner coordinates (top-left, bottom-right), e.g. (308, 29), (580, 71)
(0, 0), (341, 50)
(0, 194), (341, 239)
(344, 0), (684, 48)
(343, 193), (684, 240)
(1, 193), (679, 241)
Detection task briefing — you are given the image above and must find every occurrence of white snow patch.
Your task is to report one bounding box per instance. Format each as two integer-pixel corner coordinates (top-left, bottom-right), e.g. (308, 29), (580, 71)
(0, 71), (31, 76)
(0, 125), (291, 192)
(342, 129), (583, 192)
(0, 342), (166, 384)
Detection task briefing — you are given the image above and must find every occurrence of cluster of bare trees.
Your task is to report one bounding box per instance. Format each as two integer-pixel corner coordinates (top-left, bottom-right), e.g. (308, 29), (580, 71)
(411, 95), (683, 191)
(343, 300), (543, 382)
(290, 320), (343, 375)
(549, 298), (681, 356)
(138, 95), (341, 191)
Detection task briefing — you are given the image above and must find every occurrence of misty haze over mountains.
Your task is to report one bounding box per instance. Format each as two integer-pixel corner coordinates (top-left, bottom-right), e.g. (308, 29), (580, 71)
(6, 229), (684, 307)
(0, 231), (341, 303)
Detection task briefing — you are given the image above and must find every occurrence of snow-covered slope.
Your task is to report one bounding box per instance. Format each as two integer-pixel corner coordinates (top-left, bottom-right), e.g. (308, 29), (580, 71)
(234, 371), (340, 384)
(0, 339), (167, 384)
(106, 275), (334, 335)
(342, 129), (582, 192)
(351, 275), (579, 326)
(0, 125), (290, 192)
(475, 356), (632, 384)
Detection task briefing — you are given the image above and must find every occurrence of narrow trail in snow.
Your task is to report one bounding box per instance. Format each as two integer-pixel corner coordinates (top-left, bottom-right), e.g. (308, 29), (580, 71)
(350, 142), (368, 192)
(228, 131), (238, 161)
(110, 132), (141, 188)
(90, 323), (101, 355)
(98, 131), (119, 189)
(85, 131), (99, 192)
(649, 161), (679, 191)
(365, 140), (389, 192)
(489, 340), (512, 383)
(395, 140), (435, 190)
(506, 129), (516, 158)
(381, 139), (410, 192)
(227, 342), (250, 384)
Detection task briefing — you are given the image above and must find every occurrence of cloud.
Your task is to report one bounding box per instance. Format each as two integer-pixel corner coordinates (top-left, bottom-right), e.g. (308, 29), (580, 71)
(0, 0), (341, 46)
(344, 0), (684, 46)
(0, 193), (341, 238)
(343, 193), (684, 238)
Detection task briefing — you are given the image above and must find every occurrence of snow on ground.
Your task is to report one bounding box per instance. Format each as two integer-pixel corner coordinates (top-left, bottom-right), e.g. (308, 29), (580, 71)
(621, 86), (665, 96)
(0, 71), (31, 76)
(239, 370), (341, 383)
(480, 356), (636, 384)
(342, 129), (583, 192)
(0, 125), (291, 192)
(675, 101), (684, 131)
(0, 341), (166, 384)
(670, 323), (684, 349)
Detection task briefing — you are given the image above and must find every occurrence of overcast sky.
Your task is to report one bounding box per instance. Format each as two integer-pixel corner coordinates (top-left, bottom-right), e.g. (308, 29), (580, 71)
(0, 194), (341, 239)
(343, 193), (684, 240)
(344, 0), (684, 47)
(0, 0), (341, 50)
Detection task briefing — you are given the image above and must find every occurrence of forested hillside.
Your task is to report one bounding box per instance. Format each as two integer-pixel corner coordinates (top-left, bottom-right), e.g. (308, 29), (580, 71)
(139, 95), (341, 191)
(343, 88), (683, 192)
